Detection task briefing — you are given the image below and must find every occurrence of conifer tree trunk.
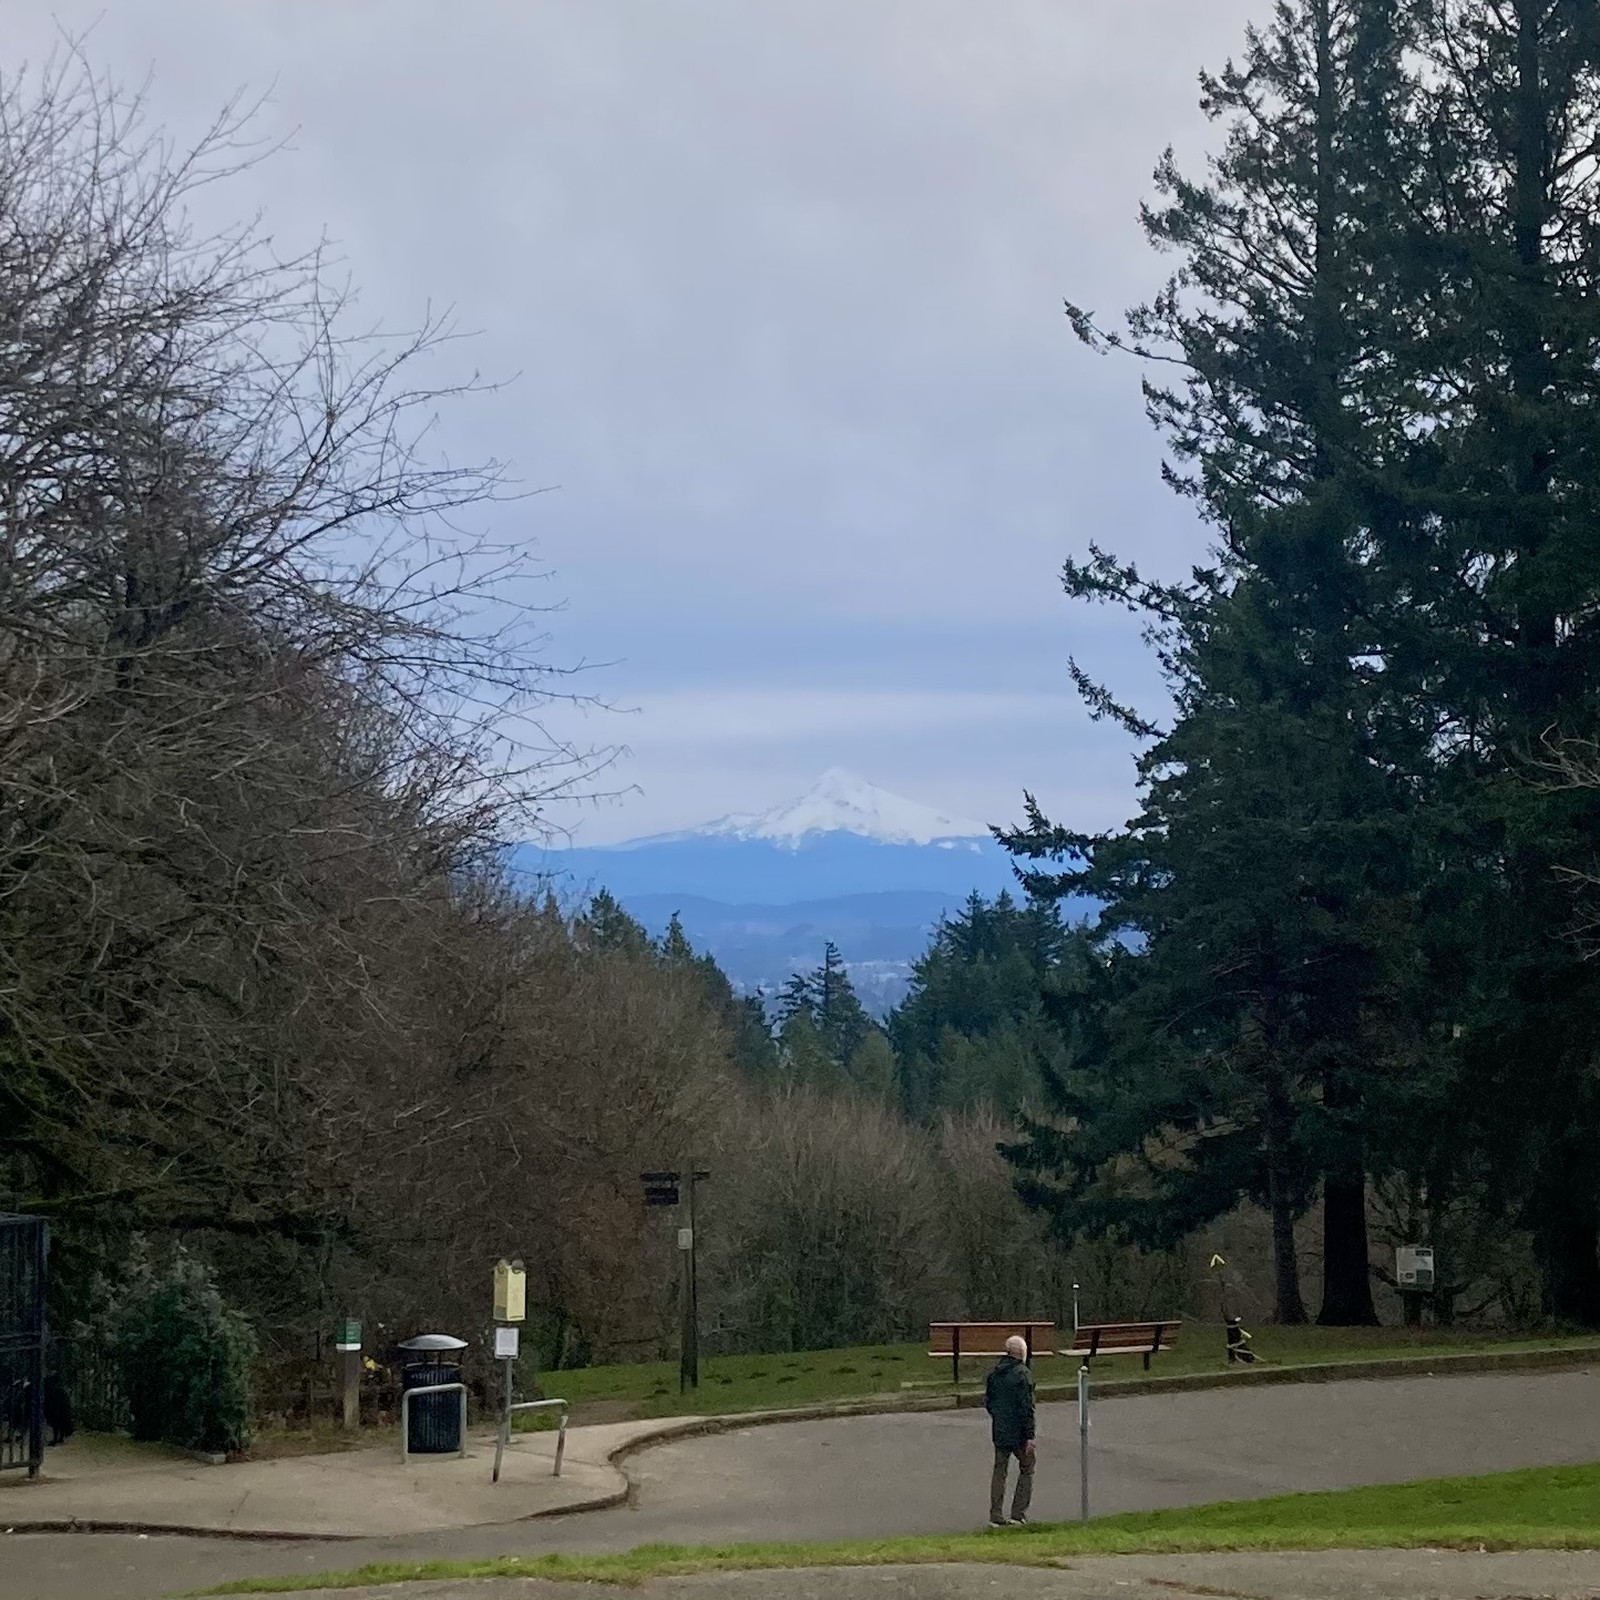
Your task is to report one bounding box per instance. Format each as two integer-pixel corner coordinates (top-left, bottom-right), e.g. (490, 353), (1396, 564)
(1318, 1174), (1378, 1325)
(1267, 1084), (1308, 1324)
(1307, 0), (1378, 1331)
(1271, 1195), (1307, 1326)
(1538, 1150), (1600, 1328)
(1319, 1065), (1378, 1324)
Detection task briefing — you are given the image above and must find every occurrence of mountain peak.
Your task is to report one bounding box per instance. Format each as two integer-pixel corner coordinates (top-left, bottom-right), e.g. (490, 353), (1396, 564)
(685, 770), (989, 848)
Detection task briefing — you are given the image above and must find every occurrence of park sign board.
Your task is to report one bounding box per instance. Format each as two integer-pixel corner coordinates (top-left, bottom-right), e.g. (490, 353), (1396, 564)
(1396, 1245), (1435, 1291)
(641, 1170), (680, 1207)
(494, 1258), (527, 1323)
(335, 1318), (361, 1352)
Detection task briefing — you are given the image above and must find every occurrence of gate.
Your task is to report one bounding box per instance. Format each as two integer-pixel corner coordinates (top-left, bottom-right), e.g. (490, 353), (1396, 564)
(0, 1214), (48, 1477)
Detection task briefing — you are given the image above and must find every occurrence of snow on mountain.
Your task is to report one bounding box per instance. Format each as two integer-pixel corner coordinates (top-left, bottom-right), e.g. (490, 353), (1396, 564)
(630, 768), (991, 851)
(513, 772), (1053, 1010)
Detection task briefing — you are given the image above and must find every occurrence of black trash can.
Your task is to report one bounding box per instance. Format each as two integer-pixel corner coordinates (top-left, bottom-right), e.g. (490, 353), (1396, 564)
(398, 1334), (467, 1455)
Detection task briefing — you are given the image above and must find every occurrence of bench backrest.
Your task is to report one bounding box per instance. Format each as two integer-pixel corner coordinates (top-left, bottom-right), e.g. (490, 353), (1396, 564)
(928, 1321), (1055, 1357)
(1069, 1320), (1181, 1357)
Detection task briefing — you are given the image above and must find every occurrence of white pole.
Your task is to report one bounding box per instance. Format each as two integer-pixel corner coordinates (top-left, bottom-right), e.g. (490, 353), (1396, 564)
(1078, 1362), (1090, 1522)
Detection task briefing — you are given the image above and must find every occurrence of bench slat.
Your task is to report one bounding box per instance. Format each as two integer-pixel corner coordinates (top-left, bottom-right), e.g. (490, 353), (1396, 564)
(1068, 1319), (1182, 1370)
(926, 1321), (1056, 1381)
(929, 1327), (1054, 1352)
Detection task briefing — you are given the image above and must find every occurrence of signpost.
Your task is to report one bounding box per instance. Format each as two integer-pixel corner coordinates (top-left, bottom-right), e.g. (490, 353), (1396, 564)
(1077, 1360), (1091, 1522)
(642, 1166), (709, 1391)
(335, 1318), (362, 1429)
(493, 1258), (528, 1449)
(494, 1258), (527, 1325)
(1396, 1245), (1435, 1327)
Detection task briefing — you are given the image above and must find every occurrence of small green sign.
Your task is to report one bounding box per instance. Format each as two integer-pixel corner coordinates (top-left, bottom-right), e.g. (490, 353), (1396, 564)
(336, 1318), (361, 1350)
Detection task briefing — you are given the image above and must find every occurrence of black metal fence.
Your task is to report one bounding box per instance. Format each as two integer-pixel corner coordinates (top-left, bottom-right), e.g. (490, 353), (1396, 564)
(0, 1214), (48, 1477)
(54, 1330), (130, 1435)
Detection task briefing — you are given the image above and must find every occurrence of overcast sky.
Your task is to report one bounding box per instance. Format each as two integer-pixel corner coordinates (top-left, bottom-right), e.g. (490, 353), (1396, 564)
(11, 1), (1260, 843)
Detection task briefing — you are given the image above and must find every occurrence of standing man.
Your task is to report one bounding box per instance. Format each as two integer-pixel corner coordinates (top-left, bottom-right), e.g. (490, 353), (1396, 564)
(984, 1333), (1036, 1527)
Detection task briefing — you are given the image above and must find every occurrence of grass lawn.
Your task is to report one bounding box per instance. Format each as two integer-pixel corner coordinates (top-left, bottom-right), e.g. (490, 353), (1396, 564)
(191, 1459), (1600, 1592)
(513, 1322), (1600, 1426)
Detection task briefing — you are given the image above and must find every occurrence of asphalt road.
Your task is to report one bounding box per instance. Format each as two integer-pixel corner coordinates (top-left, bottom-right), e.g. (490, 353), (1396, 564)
(6, 1368), (1600, 1600)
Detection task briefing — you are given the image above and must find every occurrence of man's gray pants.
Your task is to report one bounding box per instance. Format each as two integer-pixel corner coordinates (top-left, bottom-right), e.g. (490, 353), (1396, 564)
(990, 1444), (1034, 1523)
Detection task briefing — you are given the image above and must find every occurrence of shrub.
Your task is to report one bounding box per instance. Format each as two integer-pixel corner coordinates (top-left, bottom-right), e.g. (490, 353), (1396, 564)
(111, 1249), (256, 1454)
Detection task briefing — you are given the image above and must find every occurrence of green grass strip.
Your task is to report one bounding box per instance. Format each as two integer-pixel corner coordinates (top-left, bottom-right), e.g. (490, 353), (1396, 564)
(494, 1327), (1600, 1426)
(189, 1460), (1600, 1593)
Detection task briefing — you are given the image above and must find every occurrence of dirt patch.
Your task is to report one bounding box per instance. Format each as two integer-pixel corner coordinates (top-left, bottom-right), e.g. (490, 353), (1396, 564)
(563, 1397), (641, 1427)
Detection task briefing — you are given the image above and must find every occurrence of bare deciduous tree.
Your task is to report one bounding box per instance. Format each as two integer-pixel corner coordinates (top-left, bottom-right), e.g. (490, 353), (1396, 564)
(0, 53), (608, 1246)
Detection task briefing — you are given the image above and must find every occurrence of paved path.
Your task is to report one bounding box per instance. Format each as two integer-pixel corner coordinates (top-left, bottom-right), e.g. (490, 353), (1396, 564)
(221, 1552), (1600, 1599)
(5, 1369), (1600, 1600)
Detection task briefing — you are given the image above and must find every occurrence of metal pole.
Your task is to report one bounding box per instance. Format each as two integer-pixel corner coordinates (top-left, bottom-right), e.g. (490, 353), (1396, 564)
(1072, 1281), (1080, 1332)
(678, 1256), (689, 1393)
(1078, 1362), (1090, 1522)
(28, 1221), (47, 1479)
(679, 1168), (692, 1393)
(687, 1164), (700, 1389)
(492, 1354), (514, 1484)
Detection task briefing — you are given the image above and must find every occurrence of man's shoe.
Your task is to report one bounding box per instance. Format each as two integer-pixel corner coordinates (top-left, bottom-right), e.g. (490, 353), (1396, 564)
(988, 1518), (1009, 1529)
(1009, 1515), (1029, 1526)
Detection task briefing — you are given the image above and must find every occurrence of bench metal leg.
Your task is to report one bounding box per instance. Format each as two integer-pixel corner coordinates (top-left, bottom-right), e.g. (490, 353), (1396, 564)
(952, 1324), (960, 1387)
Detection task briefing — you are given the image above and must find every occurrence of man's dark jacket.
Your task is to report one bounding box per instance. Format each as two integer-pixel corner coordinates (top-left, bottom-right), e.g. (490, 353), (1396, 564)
(983, 1354), (1035, 1451)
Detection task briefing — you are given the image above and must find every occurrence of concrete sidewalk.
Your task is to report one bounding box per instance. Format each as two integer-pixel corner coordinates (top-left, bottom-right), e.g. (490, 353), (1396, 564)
(0, 1419), (699, 1538)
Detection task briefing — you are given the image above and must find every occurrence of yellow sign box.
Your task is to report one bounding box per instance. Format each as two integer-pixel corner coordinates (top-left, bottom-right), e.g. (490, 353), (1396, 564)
(493, 1258), (526, 1323)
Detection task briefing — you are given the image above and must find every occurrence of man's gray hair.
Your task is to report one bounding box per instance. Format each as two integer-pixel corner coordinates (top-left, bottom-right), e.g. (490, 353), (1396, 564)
(1005, 1334), (1028, 1360)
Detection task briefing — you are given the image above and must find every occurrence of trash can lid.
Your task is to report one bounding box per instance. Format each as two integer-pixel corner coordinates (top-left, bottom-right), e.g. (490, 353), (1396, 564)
(398, 1333), (468, 1352)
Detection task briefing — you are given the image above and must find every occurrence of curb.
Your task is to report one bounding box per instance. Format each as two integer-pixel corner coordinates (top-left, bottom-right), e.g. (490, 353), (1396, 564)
(1032, 1342), (1600, 1405)
(0, 1516), (360, 1542)
(607, 1342), (1600, 1433)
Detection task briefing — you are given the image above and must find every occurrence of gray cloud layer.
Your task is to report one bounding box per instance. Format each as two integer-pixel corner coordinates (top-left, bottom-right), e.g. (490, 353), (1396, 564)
(9, 0), (1259, 839)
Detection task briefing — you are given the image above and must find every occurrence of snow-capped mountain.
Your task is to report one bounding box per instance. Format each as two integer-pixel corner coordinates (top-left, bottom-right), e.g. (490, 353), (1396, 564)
(636, 768), (990, 851)
(512, 772), (1069, 1013)
(522, 771), (1015, 902)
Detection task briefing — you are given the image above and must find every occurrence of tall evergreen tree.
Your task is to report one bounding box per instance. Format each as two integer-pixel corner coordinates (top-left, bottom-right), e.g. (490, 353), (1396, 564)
(1385, 0), (1600, 1322)
(1008, 0), (1427, 1322)
(583, 889), (654, 956)
(776, 944), (879, 1094)
(890, 892), (1069, 1118)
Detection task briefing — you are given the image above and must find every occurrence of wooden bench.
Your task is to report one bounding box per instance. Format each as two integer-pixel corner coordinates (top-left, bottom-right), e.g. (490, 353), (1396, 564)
(928, 1321), (1055, 1385)
(1069, 1320), (1181, 1371)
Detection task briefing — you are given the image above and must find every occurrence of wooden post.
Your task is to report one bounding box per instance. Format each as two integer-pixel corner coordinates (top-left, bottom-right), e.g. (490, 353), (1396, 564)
(341, 1349), (360, 1428)
(335, 1317), (362, 1429)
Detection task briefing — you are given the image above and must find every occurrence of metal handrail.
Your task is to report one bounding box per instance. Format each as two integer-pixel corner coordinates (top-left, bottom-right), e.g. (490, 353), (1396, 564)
(492, 1396), (569, 1484)
(398, 1380), (468, 1464)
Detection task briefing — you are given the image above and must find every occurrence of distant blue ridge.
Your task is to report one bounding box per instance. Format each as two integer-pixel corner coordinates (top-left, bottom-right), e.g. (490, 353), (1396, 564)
(505, 832), (1096, 1014)
(511, 832), (1023, 904)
